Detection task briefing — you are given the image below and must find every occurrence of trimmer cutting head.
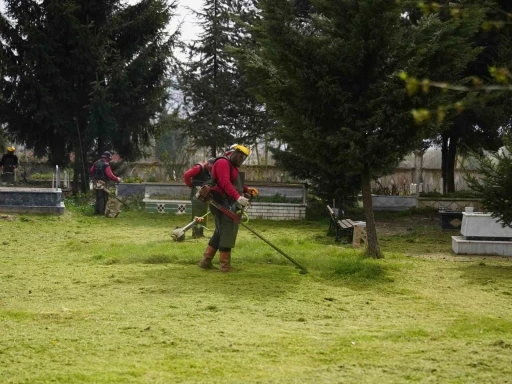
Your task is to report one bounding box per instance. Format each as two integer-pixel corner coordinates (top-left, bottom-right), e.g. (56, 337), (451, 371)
(171, 227), (186, 242)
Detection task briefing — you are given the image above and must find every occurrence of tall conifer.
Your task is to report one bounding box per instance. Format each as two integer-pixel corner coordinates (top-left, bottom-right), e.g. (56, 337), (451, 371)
(0, 0), (176, 192)
(241, 0), (484, 258)
(180, 0), (271, 156)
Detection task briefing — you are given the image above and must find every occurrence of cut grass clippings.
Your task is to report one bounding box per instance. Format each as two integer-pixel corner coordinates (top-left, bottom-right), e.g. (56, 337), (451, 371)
(0, 209), (511, 383)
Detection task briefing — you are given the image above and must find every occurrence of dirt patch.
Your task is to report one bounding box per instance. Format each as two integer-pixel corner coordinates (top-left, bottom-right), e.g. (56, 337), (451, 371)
(375, 216), (439, 235)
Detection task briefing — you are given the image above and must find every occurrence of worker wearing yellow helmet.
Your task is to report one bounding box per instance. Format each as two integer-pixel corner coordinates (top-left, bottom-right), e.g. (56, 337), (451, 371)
(0, 146), (19, 184)
(198, 144), (258, 272)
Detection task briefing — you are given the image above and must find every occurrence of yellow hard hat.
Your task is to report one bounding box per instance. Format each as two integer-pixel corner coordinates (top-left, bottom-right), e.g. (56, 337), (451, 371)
(7, 146), (15, 152)
(232, 144), (250, 156)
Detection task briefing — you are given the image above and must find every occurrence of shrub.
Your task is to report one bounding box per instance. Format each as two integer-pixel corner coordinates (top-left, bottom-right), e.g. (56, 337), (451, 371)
(123, 176), (144, 183)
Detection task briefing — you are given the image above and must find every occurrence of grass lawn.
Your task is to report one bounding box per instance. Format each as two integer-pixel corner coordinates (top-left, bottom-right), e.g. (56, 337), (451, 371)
(1, 204), (511, 383)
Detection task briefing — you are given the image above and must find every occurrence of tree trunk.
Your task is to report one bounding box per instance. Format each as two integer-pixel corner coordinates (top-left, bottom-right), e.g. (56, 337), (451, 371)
(441, 133), (448, 194)
(446, 134), (458, 193)
(361, 164), (382, 259)
(210, 145), (217, 158)
(72, 141), (89, 194)
(254, 142), (260, 165)
(264, 135), (269, 166)
(72, 141), (81, 195)
(73, 115), (89, 194)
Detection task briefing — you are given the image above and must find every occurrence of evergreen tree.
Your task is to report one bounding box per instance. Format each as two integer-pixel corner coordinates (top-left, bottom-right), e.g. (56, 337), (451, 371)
(402, 0), (512, 193)
(466, 137), (512, 227)
(0, 0), (176, 192)
(240, 0), (484, 258)
(437, 0), (512, 193)
(180, 0), (272, 157)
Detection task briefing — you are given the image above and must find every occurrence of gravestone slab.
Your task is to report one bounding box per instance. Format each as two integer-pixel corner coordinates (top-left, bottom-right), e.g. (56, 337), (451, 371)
(452, 236), (512, 257)
(0, 187), (65, 214)
(460, 212), (512, 239)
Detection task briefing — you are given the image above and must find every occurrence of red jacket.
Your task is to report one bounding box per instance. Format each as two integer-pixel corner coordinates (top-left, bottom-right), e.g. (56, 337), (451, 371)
(89, 160), (120, 183)
(211, 157), (248, 201)
(184, 163), (207, 187)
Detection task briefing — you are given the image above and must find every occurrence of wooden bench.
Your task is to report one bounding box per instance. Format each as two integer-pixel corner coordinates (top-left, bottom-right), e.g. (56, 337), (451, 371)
(327, 205), (351, 243)
(327, 205), (338, 234)
(327, 205), (366, 246)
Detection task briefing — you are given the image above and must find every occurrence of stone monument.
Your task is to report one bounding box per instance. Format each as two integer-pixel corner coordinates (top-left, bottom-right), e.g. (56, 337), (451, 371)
(452, 210), (512, 256)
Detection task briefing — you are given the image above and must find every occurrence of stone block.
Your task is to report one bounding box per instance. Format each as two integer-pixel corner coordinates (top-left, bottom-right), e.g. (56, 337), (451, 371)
(371, 195), (417, 211)
(0, 187), (64, 214)
(460, 212), (512, 239)
(452, 236), (512, 257)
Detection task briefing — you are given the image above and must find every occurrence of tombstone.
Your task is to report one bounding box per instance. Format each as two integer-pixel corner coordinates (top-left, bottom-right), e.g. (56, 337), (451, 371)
(452, 210), (512, 256)
(0, 187), (65, 214)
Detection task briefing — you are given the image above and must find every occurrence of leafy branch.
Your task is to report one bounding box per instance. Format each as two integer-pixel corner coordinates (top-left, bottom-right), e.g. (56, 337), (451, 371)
(399, 66), (512, 124)
(408, 1), (512, 30)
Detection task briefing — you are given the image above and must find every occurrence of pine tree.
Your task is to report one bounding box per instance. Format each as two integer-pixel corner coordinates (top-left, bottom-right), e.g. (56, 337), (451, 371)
(436, 0), (512, 193)
(402, 0), (512, 193)
(466, 139), (512, 227)
(0, 0), (176, 192)
(240, 0), (485, 258)
(180, 0), (272, 157)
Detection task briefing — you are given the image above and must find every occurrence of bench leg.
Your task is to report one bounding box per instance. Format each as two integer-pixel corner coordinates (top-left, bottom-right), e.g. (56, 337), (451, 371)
(336, 228), (353, 243)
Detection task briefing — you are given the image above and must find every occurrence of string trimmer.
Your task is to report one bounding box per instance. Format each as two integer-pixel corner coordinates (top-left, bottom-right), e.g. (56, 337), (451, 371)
(171, 212), (210, 242)
(94, 181), (128, 218)
(208, 199), (308, 274)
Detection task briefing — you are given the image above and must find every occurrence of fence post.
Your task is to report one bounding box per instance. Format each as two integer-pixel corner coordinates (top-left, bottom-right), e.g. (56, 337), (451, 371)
(55, 165), (60, 190)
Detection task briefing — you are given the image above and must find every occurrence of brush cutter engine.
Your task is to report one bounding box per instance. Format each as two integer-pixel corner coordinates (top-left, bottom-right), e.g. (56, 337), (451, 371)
(195, 184), (213, 202)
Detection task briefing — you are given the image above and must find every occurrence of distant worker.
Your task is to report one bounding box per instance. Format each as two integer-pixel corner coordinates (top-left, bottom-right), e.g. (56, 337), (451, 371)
(0, 146), (19, 184)
(199, 144), (258, 272)
(89, 151), (122, 215)
(184, 158), (215, 238)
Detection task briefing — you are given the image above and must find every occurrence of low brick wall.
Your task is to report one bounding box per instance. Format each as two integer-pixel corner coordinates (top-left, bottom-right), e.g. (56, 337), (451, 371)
(142, 197), (306, 220)
(247, 202), (306, 220)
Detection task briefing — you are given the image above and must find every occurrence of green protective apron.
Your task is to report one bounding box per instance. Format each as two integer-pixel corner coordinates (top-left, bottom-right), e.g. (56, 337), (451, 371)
(210, 173), (244, 249)
(191, 197), (208, 218)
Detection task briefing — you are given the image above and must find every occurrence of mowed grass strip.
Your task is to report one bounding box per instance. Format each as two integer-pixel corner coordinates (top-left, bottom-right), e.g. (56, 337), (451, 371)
(1, 209), (511, 383)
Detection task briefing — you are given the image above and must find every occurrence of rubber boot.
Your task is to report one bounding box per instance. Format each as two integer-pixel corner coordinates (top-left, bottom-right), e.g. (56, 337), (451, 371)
(219, 251), (232, 273)
(199, 245), (217, 269)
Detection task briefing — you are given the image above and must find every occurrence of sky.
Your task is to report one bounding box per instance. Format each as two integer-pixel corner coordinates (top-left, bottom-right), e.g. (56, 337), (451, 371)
(166, 0), (203, 45)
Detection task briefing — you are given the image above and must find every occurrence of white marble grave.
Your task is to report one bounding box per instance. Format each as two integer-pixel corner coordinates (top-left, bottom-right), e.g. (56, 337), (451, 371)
(452, 211), (512, 256)
(460, 212), (512, 239)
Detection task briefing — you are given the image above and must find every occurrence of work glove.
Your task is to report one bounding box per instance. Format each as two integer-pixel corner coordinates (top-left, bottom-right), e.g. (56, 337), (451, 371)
(237, 196), (250, 207)
(247, 187), (259, 197)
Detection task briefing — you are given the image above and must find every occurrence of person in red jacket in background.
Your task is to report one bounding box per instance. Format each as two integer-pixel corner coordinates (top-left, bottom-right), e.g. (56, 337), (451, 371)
(183, 158), (215, 238)
(198, 144), (258, 272)
(89, 151), (122, 215)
